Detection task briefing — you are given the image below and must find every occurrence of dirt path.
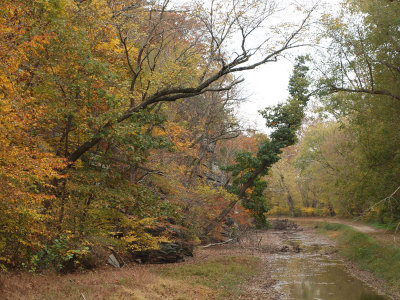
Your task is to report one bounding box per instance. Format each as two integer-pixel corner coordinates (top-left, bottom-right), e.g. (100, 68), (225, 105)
(279, 217), (400, 246)
(270, 217), (381, 233)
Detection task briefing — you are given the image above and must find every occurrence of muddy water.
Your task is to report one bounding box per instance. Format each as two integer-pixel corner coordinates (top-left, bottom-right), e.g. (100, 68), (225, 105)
(270, 232), (390, 300)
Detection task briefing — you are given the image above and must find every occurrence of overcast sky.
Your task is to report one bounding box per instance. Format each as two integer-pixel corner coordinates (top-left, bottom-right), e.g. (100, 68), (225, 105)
(234, 0), (340, 132)
(173, 0), (340, 132)
(237, 57), (293, 132)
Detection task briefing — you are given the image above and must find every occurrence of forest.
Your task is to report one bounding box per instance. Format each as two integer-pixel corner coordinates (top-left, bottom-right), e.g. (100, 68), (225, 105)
(1, 0), (399, 281)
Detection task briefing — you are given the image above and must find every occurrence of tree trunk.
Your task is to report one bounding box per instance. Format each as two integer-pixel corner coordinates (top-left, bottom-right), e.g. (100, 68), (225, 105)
(279, 174), (295, 215)
(296, 181), (309, 207)
(202, 160), (268, 236)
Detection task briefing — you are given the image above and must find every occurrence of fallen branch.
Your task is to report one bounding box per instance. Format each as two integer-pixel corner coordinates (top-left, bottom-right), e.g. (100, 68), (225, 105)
(201, 238), (233, 248)
(353, 185), (400, 222)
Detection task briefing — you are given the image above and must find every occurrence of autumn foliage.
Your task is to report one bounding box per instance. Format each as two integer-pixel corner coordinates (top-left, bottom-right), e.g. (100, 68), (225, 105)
(0, 0), (251, 270)
(0, 0), (322, 272)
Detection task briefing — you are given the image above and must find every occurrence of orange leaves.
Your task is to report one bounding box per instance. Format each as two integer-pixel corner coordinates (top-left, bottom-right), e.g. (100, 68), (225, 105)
(153, 122), (193, 152)
(0, 1), (56, 96)
(216, 132), (263, 165)
(0, 0), (69, 269)
(193, 185), (250, 229)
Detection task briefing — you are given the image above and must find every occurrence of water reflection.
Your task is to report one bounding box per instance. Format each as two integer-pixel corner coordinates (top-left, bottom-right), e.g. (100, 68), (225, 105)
(271, 233), (389, 300)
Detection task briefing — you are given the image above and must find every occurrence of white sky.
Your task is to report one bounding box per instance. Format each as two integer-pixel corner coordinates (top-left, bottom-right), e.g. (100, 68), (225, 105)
(173, 0), (341, 132)
(235, 0), (340, 132)
(237, 58), (293, 132)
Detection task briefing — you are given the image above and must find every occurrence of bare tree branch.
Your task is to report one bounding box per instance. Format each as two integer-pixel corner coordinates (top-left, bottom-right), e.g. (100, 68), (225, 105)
(67, 1), (314, 163)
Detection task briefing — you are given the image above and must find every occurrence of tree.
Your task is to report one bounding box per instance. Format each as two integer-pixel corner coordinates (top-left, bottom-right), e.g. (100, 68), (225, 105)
(268, 146), (303, 216)
(65, 0), (315, 164)
(0, 0), (316, 269)
(318, 0), (400, 102)
(0, 0), (67, 268)
(204, 55), (311, 233)
(312, 0), (400, 221)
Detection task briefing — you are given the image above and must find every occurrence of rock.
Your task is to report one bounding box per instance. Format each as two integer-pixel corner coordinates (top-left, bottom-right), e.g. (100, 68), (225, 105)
(131, 242), (193, 264)
(293, 245), (301, 253)
(128, 222), (194, 264)
(271, 219), (299, 230)
(108, 254), (121, 268)
(280, 245), (290, 252)
(199, 161), (228, 187)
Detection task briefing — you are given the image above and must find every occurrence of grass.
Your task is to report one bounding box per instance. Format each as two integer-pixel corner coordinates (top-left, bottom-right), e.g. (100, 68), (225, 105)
(316, 222), (400, 290)
(370, 221), (399, 231)
(158, 256), (261, 299)
(1, 255), (260, 300)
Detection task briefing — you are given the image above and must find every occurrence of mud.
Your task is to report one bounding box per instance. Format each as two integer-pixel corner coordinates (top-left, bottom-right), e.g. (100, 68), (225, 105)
(230, 225), (396, 299)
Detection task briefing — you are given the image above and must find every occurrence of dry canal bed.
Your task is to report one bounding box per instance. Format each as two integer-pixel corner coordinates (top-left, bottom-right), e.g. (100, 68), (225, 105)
(268, 230), (389, 300)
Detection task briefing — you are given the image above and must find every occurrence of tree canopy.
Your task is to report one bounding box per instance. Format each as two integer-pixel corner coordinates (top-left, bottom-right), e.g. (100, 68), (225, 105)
(1, 0), (399, 272)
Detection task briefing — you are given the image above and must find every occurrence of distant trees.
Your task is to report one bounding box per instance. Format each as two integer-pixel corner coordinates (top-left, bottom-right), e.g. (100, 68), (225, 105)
(317, 0), (400, 219)
(267, 0), (400, 222)
(319, 0), (400, 103)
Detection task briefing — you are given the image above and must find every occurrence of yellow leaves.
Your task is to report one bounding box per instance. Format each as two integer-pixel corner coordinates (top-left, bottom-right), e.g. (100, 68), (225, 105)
(65, 248), (89, 258)
(0, 2), (69, 269)
(97, 35), (125, 54)
(196, 185), (238, 203)
(120, 217), (168, 252)
(301, 207), (316, 217)
(266, 206), (290, 216)
(0, 2), (56, 96)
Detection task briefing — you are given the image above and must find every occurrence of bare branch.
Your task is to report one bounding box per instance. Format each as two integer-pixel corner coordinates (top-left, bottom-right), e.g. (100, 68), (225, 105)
(329, 86), (400, 102)
(67, 1), (314, 163)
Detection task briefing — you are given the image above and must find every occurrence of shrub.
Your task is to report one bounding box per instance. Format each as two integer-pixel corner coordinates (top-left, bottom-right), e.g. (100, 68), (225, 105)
(301, 207), (316, 216)
(267, 206), (290, 216)
(31, 235), (90, 272)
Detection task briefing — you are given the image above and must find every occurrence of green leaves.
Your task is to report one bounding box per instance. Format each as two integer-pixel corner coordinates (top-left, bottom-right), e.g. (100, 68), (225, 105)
(225, 55), (311, 225)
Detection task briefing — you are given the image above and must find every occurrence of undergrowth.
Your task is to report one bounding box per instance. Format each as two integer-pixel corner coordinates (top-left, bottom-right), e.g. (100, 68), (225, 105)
(158, 256), (261, 299)
(3, 255), (261, 299)
(370, 221), (399, 232)
(316, 222), (400, 290)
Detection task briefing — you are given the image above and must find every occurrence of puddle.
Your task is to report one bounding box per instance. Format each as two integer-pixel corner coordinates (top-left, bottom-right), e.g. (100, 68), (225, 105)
(271, 232), (390, 300)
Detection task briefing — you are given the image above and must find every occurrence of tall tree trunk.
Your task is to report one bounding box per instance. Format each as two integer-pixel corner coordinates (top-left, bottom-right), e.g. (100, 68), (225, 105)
(279, 173), (295, 216)
(296, 181), (309, 207)
(311, 189), (318, 208)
